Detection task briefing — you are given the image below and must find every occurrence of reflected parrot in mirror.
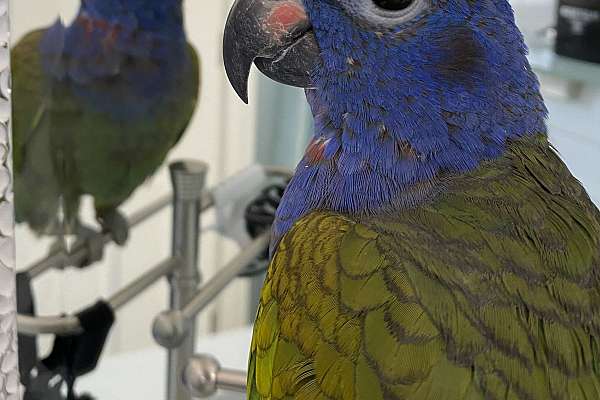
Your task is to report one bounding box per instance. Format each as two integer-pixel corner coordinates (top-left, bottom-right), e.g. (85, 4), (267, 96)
(12, 0), (199, 252)
(223, 0), (600, 398)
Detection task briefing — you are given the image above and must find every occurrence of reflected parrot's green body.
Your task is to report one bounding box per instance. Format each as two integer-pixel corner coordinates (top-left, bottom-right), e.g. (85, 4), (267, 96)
(249, 134), (600, 399)
(12, 28), (199, 233)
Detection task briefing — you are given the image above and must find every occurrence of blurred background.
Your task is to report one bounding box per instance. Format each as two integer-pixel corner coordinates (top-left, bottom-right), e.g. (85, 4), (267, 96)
(9, 0), (600, 398)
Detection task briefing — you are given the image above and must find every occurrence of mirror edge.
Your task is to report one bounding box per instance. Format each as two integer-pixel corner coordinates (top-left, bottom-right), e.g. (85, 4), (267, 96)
(0, 0), (20, 397)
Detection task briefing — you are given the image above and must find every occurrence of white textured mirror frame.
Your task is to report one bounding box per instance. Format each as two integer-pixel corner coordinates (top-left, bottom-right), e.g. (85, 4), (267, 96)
(0, 0), (19, 398)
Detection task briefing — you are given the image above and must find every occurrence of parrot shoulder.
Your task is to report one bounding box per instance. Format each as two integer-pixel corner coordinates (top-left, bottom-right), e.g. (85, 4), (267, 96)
(249, 136), (600, 400)
(249, 211), (470, 400)
(371, 133), (600, 399)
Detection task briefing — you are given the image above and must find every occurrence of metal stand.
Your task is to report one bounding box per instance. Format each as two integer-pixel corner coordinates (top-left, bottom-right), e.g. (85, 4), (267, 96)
(167, 161), (208, 400)
(15, 163), (293, 399)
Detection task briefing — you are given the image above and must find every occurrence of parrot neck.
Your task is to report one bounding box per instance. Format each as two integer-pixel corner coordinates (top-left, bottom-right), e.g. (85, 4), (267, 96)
(269, 0), (548, 254)
(271, 70), (547, 255)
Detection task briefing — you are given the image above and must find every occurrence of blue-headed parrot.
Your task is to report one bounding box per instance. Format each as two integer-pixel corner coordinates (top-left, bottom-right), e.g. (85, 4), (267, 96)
(12, 0), (199, 252)
(223, 0), (600, 398)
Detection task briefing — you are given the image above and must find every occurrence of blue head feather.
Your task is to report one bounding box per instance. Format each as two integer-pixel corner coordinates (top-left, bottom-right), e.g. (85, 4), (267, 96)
(272, 0), (548, 253)
(40, 0), (188, 119)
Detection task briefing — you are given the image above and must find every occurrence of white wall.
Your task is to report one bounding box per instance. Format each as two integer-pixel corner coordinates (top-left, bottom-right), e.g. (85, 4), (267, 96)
(11, 0), (260, 355)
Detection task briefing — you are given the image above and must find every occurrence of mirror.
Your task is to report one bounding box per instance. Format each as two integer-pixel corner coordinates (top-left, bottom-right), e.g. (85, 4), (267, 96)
(11, 1), (266, 398)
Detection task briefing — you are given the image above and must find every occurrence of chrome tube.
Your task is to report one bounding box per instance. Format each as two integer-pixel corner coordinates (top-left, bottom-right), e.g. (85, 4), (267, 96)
(217, 368), (247, 393)
(108, 257), (179, 310)
(24, 195), (172, 279)
(166, 161), (208, 400)
(22, 166), (289, 280)
(17, 315), (83, 336)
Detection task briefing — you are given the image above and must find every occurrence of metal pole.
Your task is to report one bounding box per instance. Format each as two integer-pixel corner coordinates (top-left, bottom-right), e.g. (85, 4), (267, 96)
(17, 314), (82, 336)
(108, 257), (179, 310)
(167, 161), (208, 400)
(25, 194), (174, 279)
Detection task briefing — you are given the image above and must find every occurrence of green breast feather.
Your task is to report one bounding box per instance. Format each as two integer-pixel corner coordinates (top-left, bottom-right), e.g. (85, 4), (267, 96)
(249, 135), (600, 400)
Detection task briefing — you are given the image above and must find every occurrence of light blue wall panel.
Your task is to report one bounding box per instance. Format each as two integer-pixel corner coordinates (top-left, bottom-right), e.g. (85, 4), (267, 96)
(254, 75), (313, 168)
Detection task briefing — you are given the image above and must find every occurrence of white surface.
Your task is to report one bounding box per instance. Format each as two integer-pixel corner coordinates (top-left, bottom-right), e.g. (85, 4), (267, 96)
(78, 326), (253, 400)
(511, 0), (600, 207)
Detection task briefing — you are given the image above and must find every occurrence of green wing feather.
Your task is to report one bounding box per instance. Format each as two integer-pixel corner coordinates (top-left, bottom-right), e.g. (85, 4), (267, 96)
(249, 134), (600, 400)
(12, 29), (66, 229)
(12, 29), (46, 174)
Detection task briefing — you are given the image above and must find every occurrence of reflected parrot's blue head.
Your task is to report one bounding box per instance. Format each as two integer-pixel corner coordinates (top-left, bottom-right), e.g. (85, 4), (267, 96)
(223, 0), (548, 251)
(79, 0), (184, 34)
(40, 0), (189, 119)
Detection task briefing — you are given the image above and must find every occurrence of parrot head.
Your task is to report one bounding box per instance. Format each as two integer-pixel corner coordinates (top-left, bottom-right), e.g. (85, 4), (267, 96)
(77, 0), (184, 33)
(224, 0), (548, 250)
(223, 0), (547, 148)
(39, 0), (189, 118)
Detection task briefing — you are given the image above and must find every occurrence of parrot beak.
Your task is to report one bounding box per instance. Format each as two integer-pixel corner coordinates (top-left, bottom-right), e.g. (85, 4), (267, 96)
(223, 0), (320, 103)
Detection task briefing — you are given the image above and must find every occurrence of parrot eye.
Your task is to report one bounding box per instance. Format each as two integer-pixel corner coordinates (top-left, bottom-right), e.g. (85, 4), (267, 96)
(372, 0), (414, 11)
(341, 0), (428, 27)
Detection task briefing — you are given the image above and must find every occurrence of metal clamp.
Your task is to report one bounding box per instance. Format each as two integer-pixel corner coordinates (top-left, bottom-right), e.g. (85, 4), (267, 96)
(183, 354), (246, 397)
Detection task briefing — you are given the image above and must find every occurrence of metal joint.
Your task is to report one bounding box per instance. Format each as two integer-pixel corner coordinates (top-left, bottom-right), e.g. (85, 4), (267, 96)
(153, 232), (270, 350)
(183, 354), (247, 397)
